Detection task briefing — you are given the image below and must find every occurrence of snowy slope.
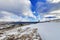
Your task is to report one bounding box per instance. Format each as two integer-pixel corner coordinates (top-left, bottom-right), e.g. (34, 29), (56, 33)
(0, 22), (60, 40)
(26, 22), (60, 40)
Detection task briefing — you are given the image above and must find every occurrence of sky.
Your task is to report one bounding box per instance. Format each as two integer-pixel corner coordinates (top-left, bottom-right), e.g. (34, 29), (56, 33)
(0, 0), (60, 22)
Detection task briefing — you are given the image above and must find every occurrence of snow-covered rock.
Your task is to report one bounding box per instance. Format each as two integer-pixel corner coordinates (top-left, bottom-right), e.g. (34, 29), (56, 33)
(0, 25), (42, 40)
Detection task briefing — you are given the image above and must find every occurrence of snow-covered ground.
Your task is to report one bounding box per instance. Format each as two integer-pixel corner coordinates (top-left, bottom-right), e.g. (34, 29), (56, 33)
(27, 22), (60, 40)
(0, 24), (41, 40)
(0, 22), (60, 40)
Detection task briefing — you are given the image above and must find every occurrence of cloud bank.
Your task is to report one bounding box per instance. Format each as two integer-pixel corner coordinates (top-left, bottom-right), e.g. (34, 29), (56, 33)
(0, 11), (30, 22)
(0, 0), (36, 22)
(35, 0), (60, 21)
(47, 0), (60, 3)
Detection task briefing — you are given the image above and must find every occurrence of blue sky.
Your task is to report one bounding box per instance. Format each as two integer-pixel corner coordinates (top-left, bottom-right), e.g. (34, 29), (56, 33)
(0, 0), (60, 22)
(30, 0), (60, 21)
(30, 0), (46, 11)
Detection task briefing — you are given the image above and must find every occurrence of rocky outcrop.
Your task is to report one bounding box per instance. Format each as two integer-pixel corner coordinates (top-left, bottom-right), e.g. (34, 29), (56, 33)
(0, 26), (42, 40)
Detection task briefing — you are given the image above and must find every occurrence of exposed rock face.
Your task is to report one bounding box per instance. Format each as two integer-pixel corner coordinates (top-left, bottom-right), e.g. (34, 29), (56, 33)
(0, 25), (42, 40)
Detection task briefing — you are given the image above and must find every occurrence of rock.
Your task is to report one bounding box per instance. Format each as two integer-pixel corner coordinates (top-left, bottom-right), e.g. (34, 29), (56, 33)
(0, 26), (42, 40)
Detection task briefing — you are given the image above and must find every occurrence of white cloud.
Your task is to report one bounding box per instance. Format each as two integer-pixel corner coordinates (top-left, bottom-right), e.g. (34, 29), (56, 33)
(0, 11), (30, 22)
(41, 10), (60, 21)
(0, 0), (36, 21)
(47, 0), (60, 3)
(19, 0), (36, 18)
(49, 10), (60, 18)
(0, 11), (21, 22)
(44, 15), (56, 18)
(35, 1), (60, 21)
(50, 10), (60, 13)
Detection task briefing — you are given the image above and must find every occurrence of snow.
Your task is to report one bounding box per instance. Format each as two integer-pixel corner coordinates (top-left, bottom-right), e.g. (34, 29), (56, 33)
(25, 22), (60, 40)
(0, 24), (41, 40)
(0, 22), (60, 40)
